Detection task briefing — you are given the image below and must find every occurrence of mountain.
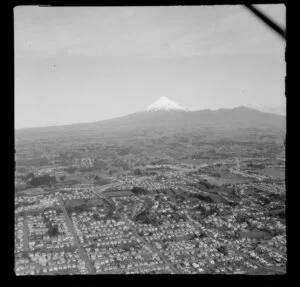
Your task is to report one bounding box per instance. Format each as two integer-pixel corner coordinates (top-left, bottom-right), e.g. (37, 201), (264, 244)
(15, 99), (285, 140)
(254, 106), (286, 116)
(146, 96), (187, 112)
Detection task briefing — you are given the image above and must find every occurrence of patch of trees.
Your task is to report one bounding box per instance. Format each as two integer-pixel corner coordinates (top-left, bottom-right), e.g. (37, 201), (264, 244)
(28, 174), (57, 187)
(198, 232), (207, 238)
(211, 172), (221, 177)
(175, 194), (186, 202)
(236, 213), (254, 223)
(217, 245), (229, 256)
(133, 168), (144, 176)
(171, 212), (187, 222)
(191, 193), (214, 203)
(188, 232), (207, 240)
(60, 175), (66, 181)
(148, 171), (157, 176)
(266, 208), (285, 219)
(135, 210), (161, 226)
(188, 180), (217, 192)
(226, 200), (239, 207)
(47, 224), (59, 237)
(195, 204), (219, 216)
(197, 180), (217, 190)
(247, 163), (265, 169)
(259, 196), (271, 205)
(92, 213), (100, 221)
(64, 167), (77, 174)
(93, 159), (108, 170)
(66, 204), (90, 214)
(269, 193), (285, 202)
(132, 186), (148, 195)
(21, 172), (35, 181)
(16, 167), (28, 173)
(94, 177), (110, 186)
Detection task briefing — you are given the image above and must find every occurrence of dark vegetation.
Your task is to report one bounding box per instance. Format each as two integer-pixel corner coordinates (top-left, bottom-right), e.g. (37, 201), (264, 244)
(21, 172), (35, 181)
(217, 245), (229, 256)
(28, 174), (57, 187)
(134, 210), (162, 226)
(42, 212), (60, 237)
(59, 175), (66, 181)
(94, 176), (110, 186)
(247, 163), (265, 170)
(132, 186), (148, 195)
(64, 167), (77, 174)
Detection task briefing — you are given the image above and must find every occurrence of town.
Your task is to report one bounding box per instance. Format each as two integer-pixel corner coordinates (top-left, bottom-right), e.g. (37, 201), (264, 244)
(15, 157), (286, 275)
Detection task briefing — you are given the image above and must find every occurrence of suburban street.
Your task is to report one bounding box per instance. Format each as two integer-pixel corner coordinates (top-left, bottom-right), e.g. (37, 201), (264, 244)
(120, 213), (180, 274)
(57, 195), (95, 274)
(23, 217), (29, 251)
(93, 190), (179, 274)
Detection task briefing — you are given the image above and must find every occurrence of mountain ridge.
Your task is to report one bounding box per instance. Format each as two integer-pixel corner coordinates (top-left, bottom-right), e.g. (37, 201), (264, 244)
(15, 105), (285, 135)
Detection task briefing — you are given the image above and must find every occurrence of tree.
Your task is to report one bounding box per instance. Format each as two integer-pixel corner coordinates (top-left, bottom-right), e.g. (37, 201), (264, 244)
(48, 224), (59, 237)
(21, 172), (35, 181)
(92, 213), (100, 221)
(60, 175), (66, 181)
(217, 245), (228, 256)
(133, 168), (143, 176)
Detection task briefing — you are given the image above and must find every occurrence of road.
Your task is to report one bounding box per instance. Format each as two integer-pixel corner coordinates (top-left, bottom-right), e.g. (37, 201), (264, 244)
(23, 217), (29, 251)
(57, 195), (95, 274)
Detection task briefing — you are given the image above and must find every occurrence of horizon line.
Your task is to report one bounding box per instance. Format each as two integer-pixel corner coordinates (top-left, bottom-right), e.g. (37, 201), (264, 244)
(15, 105), (285, 131)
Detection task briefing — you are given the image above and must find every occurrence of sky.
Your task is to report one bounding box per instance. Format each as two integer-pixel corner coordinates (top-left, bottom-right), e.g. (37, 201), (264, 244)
(15, 5), (286, 129)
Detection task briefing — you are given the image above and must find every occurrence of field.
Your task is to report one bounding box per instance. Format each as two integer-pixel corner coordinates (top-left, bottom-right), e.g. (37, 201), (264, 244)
(258, 167), (285, 179)
(17, 187), (47, 196)
(204, 175), (248, 186)
(239, 230), (272, 240)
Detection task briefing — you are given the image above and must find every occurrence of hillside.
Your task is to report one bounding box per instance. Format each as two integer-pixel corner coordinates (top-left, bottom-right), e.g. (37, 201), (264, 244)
(15, 106), (285, 140)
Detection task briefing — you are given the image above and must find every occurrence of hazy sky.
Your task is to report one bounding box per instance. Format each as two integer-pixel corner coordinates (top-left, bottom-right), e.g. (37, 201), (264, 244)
(15, 5), (286, 129)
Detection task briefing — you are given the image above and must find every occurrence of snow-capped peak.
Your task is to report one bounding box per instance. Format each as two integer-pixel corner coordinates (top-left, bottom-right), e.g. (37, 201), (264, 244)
(147, 96), (187, 112)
